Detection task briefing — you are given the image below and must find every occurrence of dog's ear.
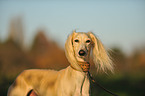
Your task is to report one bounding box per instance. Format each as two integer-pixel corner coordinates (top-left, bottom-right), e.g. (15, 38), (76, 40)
(65, 31), (83, 71)
(88, 32), (113, 72)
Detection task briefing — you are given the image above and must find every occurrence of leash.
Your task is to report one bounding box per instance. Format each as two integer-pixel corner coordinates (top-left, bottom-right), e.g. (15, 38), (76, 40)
(74, 61), (118, 96)
(88, 71), (118, 96)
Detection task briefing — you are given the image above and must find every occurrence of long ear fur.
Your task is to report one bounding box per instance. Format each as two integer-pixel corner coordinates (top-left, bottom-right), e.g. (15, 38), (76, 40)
(65, 31), (82, 72)
(88, 32), (113, 72)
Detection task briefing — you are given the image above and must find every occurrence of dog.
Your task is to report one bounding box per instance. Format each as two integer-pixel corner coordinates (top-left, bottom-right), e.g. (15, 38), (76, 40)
(7, 31), (113, 96)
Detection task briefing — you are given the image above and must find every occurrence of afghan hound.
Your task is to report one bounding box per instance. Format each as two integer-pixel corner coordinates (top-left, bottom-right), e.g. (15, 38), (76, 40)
(7, 31), (113, 96)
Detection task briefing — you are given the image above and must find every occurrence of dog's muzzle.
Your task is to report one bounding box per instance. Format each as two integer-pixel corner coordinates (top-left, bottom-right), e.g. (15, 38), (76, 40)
(79, 50), (86, 56)
(78, 62), (90, 72)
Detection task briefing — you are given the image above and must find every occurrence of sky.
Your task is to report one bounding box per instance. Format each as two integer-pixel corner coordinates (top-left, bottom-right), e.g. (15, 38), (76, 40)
(0, 0), (145, 54)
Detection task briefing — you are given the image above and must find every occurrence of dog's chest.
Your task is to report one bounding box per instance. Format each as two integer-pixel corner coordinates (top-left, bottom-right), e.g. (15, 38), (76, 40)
(73, 76), (90, 96)
(56, 67), (90, 96)
(71, 71), (90, 96)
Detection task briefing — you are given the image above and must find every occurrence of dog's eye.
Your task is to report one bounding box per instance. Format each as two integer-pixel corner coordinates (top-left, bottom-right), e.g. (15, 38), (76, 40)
(74, 39), (79, 43)
(86, 40), (90, 43)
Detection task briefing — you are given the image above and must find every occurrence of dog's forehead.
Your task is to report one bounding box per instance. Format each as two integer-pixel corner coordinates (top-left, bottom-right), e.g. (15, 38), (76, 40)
(74, 32), (90, 39)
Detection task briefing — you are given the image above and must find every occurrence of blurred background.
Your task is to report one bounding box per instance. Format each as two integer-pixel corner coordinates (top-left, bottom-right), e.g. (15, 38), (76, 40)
(0, 0), (145, 96)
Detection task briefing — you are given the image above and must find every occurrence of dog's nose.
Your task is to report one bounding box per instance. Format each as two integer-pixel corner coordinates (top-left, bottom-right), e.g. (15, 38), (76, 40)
(79, 50), (86, 56)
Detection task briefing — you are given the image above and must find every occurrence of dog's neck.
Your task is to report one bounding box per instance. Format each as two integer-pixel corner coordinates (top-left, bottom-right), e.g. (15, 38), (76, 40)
(70, 61), (90, 73)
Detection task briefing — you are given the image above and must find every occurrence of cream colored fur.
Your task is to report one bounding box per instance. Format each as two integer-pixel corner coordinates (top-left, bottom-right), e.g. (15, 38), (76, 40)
(7, 31), (113, 96)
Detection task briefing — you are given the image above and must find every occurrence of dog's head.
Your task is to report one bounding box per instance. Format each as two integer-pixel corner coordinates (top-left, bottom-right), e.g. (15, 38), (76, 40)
(72, 32), (92, 62)
(65, 30), (113, 72)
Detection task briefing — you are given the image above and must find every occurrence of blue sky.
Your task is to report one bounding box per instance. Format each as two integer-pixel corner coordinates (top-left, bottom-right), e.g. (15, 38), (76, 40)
(0, 0), (145, 54)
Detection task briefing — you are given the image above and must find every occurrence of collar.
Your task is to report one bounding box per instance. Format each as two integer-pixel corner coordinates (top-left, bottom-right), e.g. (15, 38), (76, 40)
(70, 61), (90, 73)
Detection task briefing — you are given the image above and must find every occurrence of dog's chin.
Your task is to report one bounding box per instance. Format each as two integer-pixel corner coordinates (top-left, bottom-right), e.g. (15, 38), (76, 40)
(76, 56), (87, 62)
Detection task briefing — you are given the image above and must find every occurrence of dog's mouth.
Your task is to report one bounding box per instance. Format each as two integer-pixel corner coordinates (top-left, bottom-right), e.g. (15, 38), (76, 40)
(76, 50), (90, 72)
